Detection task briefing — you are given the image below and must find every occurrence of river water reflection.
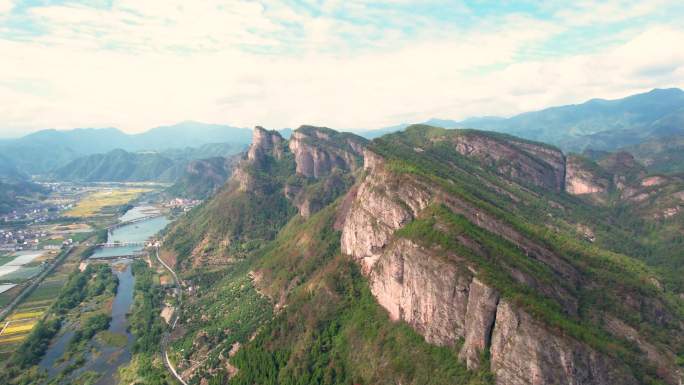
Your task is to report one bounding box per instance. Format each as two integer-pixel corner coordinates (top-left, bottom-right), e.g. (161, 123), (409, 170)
(38, 206), (169, 383)
(90, 215), (169, 259)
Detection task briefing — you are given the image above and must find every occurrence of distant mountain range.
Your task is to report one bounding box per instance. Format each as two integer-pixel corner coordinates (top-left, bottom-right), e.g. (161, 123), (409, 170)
(0, 121), (252, 175)
(367, 88), (684, 152)
(3, 88), (684, 183)
(51, 142), (243, 183)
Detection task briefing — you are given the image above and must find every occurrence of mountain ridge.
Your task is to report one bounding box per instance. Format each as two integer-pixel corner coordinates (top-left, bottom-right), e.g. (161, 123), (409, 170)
(159, 124), (684, 385)
(365, 88), (684, 152)
(0, 121), (251, 174)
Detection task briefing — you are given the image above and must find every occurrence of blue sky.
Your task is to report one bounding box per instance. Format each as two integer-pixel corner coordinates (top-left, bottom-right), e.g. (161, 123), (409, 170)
(1, 0), (684, 136)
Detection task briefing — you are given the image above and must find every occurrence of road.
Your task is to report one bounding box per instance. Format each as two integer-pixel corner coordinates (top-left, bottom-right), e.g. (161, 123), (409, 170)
(154, 245), (187, 385)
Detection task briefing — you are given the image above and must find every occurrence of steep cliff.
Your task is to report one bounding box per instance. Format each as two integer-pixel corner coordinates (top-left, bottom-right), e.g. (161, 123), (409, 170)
(288, 125), (366, 178)
(340, 125), (682, 385)
(440, 128), (566, 191)
(164, 125), (367, 268)
(164, 124), (684, 385)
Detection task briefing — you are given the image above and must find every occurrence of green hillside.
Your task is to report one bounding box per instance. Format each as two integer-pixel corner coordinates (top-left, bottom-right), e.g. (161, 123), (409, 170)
(159, 125), (684, 385)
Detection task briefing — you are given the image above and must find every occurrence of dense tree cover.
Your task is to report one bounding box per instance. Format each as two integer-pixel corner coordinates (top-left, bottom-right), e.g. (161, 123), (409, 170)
(53, 263), (117, 314)
(230, 246), (493, 385)
(0, 180), (47, 214)
(130, 260), (166, 354)
(164, 148), (299, 266)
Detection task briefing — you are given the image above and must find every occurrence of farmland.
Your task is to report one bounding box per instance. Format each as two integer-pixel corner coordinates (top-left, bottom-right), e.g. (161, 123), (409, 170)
(0, 242), (94, 358)
(0, 313), (43, 357)
(63, 188), (152, 218)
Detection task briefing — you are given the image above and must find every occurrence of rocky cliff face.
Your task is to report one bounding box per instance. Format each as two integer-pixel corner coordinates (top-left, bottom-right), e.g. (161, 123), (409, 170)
(489, 301), (637, 385)
(339, 142), (679, 385)
(236, 125), (367, 217)
(446, 131), (566, 192)
(565, 155), (611, 196)
(235, 127), (286, 192)
(288, 126), (366, 178)
(565, 151), (684, 220)
(247, 126), (285, 163)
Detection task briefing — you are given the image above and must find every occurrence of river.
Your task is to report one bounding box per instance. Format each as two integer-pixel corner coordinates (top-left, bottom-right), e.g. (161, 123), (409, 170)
(90, 214), (169, 259)
(38, 206), (169, 383)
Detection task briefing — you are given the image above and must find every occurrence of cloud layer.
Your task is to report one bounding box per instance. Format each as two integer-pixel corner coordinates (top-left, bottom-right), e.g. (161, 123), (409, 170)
(1, 0), (684, 136)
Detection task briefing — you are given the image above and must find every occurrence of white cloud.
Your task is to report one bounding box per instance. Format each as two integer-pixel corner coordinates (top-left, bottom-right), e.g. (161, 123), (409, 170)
(0, 1), (683, 136)
(0, 0), (13, 14)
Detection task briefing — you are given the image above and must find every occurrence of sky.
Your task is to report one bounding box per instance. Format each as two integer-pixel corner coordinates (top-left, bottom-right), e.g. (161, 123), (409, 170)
(1, 0), (684, 137)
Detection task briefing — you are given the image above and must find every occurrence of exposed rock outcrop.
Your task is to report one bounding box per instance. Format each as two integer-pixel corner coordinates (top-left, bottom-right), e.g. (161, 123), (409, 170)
(446, 132), (566, 192)
(459, 278), (499, 370)
(247, 126), (285, 163)
(236, 126), (286, 192)
(288, 126), (366, 178)
(369, 239), (472, 346)
(237, 125), (369, 216)
(338, 145), (669, 385)
(490, 301), (637, 385)
(565, 155), (611, 196)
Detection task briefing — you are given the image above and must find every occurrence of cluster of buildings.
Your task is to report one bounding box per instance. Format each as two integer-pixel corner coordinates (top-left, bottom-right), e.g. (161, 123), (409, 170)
(0, 229), (44, 251)
(0, 228), (74, 252)
(164, 198), (202, 212)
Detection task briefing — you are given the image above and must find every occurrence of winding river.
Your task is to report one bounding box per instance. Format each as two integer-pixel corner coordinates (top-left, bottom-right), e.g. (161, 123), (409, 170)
(38, 206), (169, 383)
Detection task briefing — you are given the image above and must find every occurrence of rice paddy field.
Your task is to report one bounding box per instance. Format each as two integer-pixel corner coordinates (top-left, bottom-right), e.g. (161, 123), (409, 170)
(0, 242), (92, 358)
(63, 188), (152, 218)
(0, 310), (44, 357)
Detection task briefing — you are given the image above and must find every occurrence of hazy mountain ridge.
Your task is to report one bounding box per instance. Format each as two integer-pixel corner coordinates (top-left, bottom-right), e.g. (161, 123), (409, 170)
(0, 121), (251, 174)
(367, 88), (684, 153)
(51, 142), (244, 184)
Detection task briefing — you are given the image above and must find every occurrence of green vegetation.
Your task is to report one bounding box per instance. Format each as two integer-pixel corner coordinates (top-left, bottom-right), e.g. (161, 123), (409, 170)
(0, 180), (47, 214)
(8, 318), (61, 368)
(170, 262), (273, 383)
(169, 203), (494, 384)
(67, 313), (111, 352)
(97, 330), (127, 348)
(166, 156), (235, 199)
(117, 260), (173, 385)
(162, 124), (684, 384)
(54, 264), (117, 315)
(129, 260), (166, 353)
(1, 260), (120, 385)
(370, 127), (681, 383)
(63, 188), (151, 218)
(231, 257), (492, 385)
(395, 205), (657, 374)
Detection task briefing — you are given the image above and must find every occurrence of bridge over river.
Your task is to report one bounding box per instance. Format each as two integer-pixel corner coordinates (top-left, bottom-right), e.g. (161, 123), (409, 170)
(107, 214), (163, 232)
(96, 241), (147, 248)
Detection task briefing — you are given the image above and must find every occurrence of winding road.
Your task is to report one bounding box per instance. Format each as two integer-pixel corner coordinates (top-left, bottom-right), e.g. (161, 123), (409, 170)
(154, 246), (187, 385)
